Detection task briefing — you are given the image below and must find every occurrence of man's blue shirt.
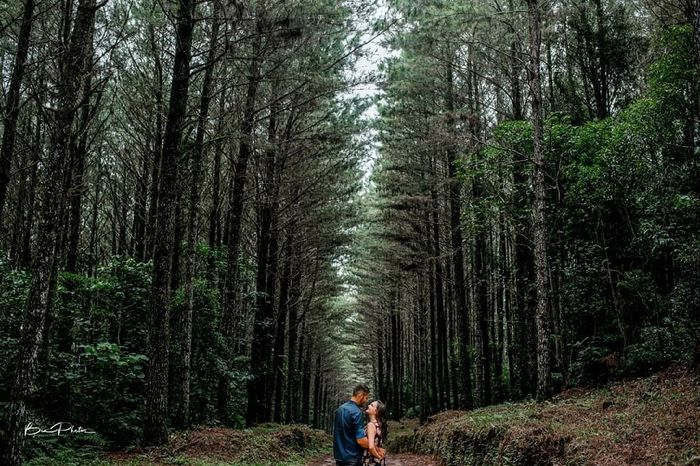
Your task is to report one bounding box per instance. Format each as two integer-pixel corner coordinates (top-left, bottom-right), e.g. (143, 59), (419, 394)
(333, 400), (366, 461)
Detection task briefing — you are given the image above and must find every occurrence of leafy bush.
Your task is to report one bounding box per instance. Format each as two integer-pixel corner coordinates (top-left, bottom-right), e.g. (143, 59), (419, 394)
(61, 342), (147, 446)
(0, 257), (30, 400)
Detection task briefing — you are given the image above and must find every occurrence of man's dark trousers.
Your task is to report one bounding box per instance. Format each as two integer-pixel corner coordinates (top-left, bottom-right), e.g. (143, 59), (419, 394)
(335, 458), (362, 466)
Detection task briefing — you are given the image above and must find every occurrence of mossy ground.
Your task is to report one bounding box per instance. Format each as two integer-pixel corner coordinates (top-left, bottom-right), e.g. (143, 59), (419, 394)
(389, 369), (700, 466)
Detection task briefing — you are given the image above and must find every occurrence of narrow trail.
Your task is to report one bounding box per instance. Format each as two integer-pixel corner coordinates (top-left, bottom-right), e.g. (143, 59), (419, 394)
(307, 454), (441, 466)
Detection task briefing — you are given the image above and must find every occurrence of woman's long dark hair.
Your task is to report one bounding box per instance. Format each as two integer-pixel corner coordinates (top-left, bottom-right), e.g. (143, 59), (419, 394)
(370, 400), (388, 441)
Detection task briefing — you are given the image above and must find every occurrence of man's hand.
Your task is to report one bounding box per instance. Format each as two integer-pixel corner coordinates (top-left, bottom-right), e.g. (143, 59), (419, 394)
(375, 447), (386, 459)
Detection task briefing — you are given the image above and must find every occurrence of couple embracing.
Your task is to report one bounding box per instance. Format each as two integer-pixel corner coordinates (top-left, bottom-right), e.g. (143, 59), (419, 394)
(332, 384), (388, 466)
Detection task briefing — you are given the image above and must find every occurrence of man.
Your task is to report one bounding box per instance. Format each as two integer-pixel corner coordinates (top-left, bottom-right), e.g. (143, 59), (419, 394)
(333, 384), (385, 466)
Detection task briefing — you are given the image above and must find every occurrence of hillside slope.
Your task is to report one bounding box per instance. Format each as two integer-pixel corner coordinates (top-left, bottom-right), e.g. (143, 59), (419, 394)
(390, 369), (700, 466)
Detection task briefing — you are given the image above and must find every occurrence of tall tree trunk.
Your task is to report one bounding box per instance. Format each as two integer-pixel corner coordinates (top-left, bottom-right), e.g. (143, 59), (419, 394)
(384, 313), (393, 411)
(217, 26), (262, 425)
(510, 38), (523, 120)
(445, 62), (473, 409)
(12, 112), (40, 269)
(263, 197), (280, 420)
(175, 5), (219, 429)
(527, 0), (552, 402)
(474, 176), (492, 406)
(430, 159), (448, 410)
(417, 272), (429, 422)
(273, 230), (293, 422)
(65, 56), (95, 273)
(89, 154), (102, 276)
(376, 315), (386, 402)
(497, 215), (509, 401)
(0, 0), (35, 222)
(208, 88), (227, 257)
(444, 258), (459, 409)
(505, 216), (518, 397)
(146, 21), (164, 261)
(144, 0), (195, 446)
(118, 164), (129, 256)
(132, 149), (150, 261)
(1, 1), (98, 462)
(300, 326), (311, 425)
(312, 355), (322, 428)
(427, 229), (439, 413)
(170, 197), (183, 290)
(247, 92), (280, 425)
(285, 238), (301, 422)
(9, 119), (31, 265)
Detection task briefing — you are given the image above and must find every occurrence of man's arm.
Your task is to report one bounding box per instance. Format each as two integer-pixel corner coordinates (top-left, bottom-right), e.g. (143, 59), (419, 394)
(356, 437), (369, 449)
(353, 408), (368, 449)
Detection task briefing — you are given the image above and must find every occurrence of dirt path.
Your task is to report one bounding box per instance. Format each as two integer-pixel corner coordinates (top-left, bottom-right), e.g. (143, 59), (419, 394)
(307, 454), (441, 466)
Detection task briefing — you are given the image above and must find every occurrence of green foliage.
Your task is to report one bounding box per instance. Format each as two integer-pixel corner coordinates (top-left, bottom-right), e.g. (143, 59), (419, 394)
(169, 276), (250, 426)
(648, 25), (696, 117)
(0, 257), (30, 399)
(0, 257), (152, 451)
(63, 343), (147, 445)
(477, 22), (700, 387)
(43, 259), (153, 446)
(87, 257), (152, 350)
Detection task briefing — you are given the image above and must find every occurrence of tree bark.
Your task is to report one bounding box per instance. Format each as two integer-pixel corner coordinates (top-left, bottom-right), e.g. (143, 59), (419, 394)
(527, 0), (552, 402)
(474, 176), (492, 406)
(430, 157), (448, 410)
(146, 22), (164, 261)
(445, 62), (473, 409)
(273, 232), (292, 422)
(65, 54), (95, 273)
(0, 0), (35, 222)
(312, 355), (322, 428)
(217, 23), (262, 425)
(427, 231), (439, 413)
(11, 108), (40, 269)
(285, 234), (301, 422)
(247, 89), (281, 424)
(175, 4), (219, 429)
(208, 89), (227, 256)
(300, 322), (311, 424)
(144, 0), (195, 446)
(132, 148), (150, 261)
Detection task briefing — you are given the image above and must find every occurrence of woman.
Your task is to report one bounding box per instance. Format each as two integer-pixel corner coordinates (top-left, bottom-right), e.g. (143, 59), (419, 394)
(363, 400), (388, 466)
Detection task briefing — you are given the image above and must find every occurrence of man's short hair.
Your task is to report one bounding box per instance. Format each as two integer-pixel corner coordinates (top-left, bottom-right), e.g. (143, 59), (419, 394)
(353, 384), (370, 396)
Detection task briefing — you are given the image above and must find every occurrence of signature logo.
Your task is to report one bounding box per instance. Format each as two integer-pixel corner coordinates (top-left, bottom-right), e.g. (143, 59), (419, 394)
(24, 422), (96, 436)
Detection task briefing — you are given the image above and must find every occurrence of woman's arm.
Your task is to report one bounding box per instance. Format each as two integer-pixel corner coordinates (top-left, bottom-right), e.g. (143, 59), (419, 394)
(367, 423), (381, 458)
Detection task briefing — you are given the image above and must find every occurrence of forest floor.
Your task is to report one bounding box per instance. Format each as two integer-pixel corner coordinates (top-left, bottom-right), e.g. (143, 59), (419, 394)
(24, 370), (700, 465)
(92, 424), (438, 466)
(390, 368), (700, 465)
(24, 421), (439, 466)
(306, 453), (440, 466)
(26, 424), (331, 466)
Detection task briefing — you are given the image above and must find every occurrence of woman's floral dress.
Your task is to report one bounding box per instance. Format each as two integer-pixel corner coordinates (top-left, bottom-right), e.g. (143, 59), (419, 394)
(362, 421), (385, 466)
